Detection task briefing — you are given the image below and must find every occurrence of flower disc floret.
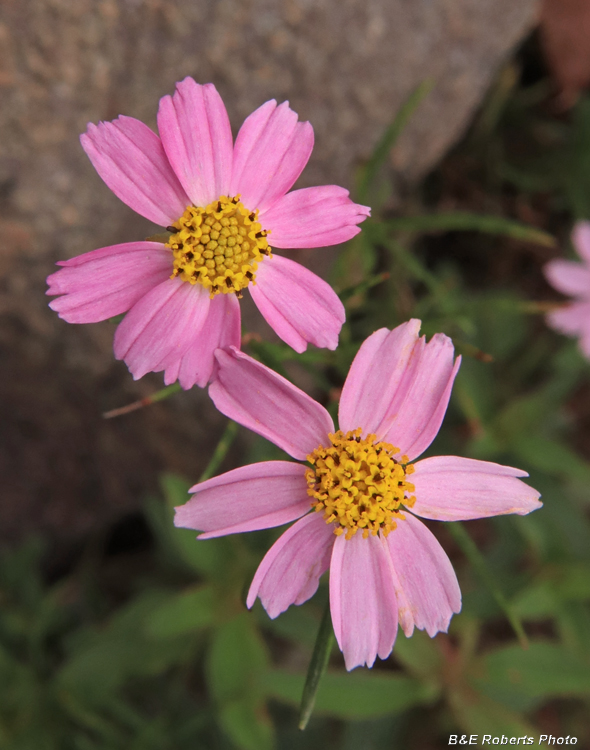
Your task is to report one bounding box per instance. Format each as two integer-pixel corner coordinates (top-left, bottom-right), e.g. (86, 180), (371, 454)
(305, 428), (416, 540)
(166, 195), (271, 298)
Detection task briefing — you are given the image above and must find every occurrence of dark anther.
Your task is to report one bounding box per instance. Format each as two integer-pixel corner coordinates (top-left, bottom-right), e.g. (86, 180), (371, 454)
(355, 435), (361, 442)
(249, 212), (256, 221)
(225, 277), (234, 287)
(217, 201), (222, 212)
(245, 271), (253, 280)
(235, 291), (243, 299)
(166, 226), (177, 233)
(185, 251), (194, 261)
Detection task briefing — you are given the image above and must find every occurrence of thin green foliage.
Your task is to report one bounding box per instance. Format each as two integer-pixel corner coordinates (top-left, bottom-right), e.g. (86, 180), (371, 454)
(7, 67), (590, 750)
(298, 603), (335, 730)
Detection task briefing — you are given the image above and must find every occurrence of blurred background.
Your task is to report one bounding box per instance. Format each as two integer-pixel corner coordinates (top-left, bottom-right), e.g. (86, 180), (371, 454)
(2, 0), (590, 747)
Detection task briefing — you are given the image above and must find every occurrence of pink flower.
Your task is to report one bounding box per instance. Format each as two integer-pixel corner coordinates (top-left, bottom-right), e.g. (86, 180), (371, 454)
(544, 222), (590, 358)
(175, 320), (542, 670)
(47, 79), (370, 389)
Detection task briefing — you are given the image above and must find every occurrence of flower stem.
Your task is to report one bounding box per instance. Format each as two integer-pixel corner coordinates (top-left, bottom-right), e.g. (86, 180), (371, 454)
(448, 522), (529, 650)
(198, 420), (239, 482)
(102, 383), (182, 419)
(299, 601), (334, 730)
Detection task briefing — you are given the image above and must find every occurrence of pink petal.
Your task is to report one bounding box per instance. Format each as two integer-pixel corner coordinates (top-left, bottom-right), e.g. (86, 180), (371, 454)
(410, 456), (542, 521)
(247, 513), (335, 617)
(381, 334), (461, 461)
(172, 293), (241, 389)
(157, 79), (233, 207)
(546, 302), (590, 358)
(47, 242), (171, 323)
(174, 461), (310, 539)
(113, 276), (210, 382)
(386, 513), (461, 638)
(249, 255), (345, 352)
(329, 532), (398, 671)
(230, 99), (314, 214)
(80, 116), (189, 226)
(260, 186), (371, 249)
(543, 259), (590, 298)
(572, 221), (590, 262)
(338, 321), (422, 435)
(546, 302), (589, 334)
(209, 347), (334, 460)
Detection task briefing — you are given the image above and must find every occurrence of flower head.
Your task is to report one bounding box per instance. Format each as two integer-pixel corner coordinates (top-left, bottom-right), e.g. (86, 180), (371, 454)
(175, 320), (542, 670)
(544, 221), (590, 358)
(47, 78), (370, 388)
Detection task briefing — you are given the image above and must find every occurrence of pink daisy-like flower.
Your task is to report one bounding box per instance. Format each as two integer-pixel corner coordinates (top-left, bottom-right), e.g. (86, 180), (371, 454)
(175, 320), (542, 670)
(46, 78), (370, 389)
(544, 221), (590, 359)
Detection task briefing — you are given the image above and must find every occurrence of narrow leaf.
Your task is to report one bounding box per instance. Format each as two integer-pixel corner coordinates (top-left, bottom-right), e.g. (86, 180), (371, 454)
(298, 602), (334, 730)
(357, 80), (434, 202)
(385, 211), (555, 246)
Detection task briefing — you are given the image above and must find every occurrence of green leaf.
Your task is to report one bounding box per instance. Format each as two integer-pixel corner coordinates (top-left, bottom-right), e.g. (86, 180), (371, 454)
(207, 615), (273, 750)
(448, 687), (536, 737)
(384, 211), (555, 246)
(512, 563), (590, 619)
(475, 641), (590, 703)
(512, 434), (590, 484)
(58, 591), (186, 706)
(266, 669), (438, 719)
(219, 700), (274, 750)
(145, 585), (216, 638)
(206, 614), (270, 704)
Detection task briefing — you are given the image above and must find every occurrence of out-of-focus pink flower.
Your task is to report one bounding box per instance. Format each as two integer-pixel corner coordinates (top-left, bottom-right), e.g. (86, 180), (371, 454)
(47, 78), (369, 389)
(544, 221), (590, 358)
(175, 320), (542, 670)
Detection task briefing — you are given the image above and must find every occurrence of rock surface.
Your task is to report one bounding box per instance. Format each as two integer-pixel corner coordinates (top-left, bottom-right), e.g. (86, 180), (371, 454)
(0, 0), (539, 544)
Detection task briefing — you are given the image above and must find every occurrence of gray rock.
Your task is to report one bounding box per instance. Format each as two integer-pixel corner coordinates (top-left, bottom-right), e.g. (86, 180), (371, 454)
(0, 0), (539, 543)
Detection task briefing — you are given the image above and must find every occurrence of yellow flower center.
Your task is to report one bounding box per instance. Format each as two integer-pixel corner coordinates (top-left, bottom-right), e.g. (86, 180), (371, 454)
(165, 195), (271, 298)
(305, 428), (416, 540)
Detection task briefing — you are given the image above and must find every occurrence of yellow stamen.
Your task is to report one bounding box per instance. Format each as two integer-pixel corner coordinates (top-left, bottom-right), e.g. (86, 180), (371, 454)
(165, 195), (271, 298)
(305, 428), (416, 539)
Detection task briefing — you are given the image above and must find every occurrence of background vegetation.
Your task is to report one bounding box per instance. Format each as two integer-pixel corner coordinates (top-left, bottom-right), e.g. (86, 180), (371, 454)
(3, 42), (590, 749)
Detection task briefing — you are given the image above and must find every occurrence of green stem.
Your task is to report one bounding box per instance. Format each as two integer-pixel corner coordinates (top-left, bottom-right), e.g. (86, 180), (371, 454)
(102, 382), (182, 419)
(448, 522), (529, 650)
(198, 420), (239, 482)
(299, 602), (335, 730)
